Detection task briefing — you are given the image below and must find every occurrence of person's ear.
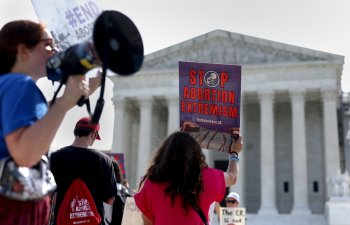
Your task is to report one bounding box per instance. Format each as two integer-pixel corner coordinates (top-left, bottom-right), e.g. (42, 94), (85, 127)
(92, 131), (98, 140)
(16, 44), (29, 61)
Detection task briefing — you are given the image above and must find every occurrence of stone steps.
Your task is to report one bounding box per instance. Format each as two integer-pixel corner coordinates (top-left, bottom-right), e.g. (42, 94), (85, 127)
(210, 214), (327, 225)
(246, 214), (326, 225)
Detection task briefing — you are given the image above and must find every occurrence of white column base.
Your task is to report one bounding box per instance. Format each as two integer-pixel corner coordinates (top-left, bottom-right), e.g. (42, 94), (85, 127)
(291, 207), (311, 215)
(258, 207), (278, 215)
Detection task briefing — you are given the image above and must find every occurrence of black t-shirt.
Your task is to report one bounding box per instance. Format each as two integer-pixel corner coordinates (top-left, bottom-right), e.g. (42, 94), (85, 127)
(50, 146), (117, 225)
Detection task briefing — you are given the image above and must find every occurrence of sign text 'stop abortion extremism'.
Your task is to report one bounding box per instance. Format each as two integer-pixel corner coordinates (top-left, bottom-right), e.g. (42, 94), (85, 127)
(179, 61), (241, 152)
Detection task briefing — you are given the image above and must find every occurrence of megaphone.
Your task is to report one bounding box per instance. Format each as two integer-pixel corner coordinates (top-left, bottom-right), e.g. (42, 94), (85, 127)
(47, 10), (144, 124)
(46, 10), (144, 82)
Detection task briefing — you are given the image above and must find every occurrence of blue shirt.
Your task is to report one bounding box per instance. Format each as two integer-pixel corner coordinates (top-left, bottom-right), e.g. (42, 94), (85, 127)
(0, 73), (48, 159)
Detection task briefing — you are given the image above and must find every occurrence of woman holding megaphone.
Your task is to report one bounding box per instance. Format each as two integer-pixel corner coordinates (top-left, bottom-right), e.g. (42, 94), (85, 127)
(0, 20), (100, 225)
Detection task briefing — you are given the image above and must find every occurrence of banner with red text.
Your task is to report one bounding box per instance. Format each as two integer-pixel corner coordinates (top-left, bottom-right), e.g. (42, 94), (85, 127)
(179, 61), (241, 153)
(31, 0), (103, 50)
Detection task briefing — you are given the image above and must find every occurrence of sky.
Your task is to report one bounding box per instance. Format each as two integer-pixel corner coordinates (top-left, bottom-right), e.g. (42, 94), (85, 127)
(0, 0), (349, 150)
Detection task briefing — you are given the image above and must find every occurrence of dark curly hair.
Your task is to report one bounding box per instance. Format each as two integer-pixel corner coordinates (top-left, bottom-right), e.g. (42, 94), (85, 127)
(138, 131), (208, 214)
(0, 20), (45, 75)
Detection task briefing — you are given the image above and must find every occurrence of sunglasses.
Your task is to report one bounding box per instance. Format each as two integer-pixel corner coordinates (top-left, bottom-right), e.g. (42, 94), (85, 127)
(39, 38), (59, 52)
(225, 200), (238, 204)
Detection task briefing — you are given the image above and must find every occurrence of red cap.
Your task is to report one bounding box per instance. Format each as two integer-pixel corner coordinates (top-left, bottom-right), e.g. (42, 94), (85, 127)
(75, 117), (101, 140)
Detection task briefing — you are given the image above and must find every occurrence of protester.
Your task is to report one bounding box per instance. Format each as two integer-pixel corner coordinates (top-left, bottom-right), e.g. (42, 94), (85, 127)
(225, 192), (240, 208)
(50, 117), (117, 225)
(108, 160), (131, 225)
(134, 131), (243, 225)
(0, 20), (99, 225)
(210, 191), (241, 224)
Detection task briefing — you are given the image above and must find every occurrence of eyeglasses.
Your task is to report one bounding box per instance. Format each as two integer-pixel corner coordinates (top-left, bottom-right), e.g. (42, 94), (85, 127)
(39, 38), (59, 52)
(225, 200), (238, 204)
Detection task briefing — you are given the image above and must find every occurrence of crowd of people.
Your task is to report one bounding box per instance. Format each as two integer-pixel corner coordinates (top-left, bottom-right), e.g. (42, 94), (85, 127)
(0, 19), (244, 225)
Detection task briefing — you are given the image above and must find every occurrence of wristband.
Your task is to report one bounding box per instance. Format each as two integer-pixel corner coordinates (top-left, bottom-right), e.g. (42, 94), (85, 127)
(229, 154), (239, 163)
(230, 151), (239, 157)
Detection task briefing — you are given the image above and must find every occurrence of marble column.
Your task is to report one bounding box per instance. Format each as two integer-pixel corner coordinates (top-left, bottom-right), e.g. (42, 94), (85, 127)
(111, 96), (126, 154)
(321, 88), (341, 181)
(136, 96), (153, 183)
(290, 89), (311, 215)
(166, 95), (180, 135)
(258, 90), (278, 215)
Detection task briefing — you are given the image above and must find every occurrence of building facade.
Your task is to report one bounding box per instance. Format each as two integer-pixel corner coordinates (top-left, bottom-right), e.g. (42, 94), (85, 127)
(109, 30), (344, 220)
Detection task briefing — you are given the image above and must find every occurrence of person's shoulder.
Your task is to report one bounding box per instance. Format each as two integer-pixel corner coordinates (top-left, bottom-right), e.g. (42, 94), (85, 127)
(202, 167), (217, 173)
(135, 179), (164, 202)
(50, 146), (72, 157)
(0, 73), (35, 91)
(88, 149), (113, 162)
(143, 179), (166, 191)
(52, 146), (72, 153)
(0, 73), (33, 83)
(88, 148), (109, 157)
(202, 167), (224, 177)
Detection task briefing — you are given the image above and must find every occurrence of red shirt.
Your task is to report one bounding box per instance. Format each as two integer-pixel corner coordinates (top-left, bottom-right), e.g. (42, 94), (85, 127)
(134, 167), (225, 225)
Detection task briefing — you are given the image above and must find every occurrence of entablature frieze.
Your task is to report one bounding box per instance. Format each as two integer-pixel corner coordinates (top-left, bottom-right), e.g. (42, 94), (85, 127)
(110, 62), (340, 92)
(112, 88), (337, 111)
(110, 62), (341, 106)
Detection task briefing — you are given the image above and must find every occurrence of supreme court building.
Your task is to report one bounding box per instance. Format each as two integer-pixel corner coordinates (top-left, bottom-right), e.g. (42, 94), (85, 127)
(109, 30), (344, 222)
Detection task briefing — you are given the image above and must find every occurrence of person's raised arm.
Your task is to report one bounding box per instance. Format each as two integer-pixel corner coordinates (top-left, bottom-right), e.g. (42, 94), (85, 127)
(5, 75), (90, 167)
(224, 130), (243, 187)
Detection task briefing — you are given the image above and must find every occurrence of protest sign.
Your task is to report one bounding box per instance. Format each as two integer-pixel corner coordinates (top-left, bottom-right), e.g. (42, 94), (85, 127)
(179, 61), (241, 153)
(104, 152), (127, 180)
(220, 207), (246, 225)
(31, 0), (103, 50)
(121, 197), (143, 225)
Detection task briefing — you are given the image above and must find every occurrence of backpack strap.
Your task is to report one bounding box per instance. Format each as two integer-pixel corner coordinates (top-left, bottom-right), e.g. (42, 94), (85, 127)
(48, 192), (57, 225)
(195, 207), (209, 225)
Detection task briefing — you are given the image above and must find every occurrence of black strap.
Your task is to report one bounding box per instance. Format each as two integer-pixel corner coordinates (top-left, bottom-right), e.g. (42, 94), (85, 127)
(195, 207), (209, 225)
(48, 192), (57, 225)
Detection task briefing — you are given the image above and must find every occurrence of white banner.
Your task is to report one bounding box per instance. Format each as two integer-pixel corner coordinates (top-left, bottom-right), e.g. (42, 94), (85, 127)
(220, 207), (246, 225)
(31, 0), (103, 50)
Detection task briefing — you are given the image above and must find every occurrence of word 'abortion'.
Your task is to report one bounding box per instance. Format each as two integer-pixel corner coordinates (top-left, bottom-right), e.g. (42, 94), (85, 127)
(184, 69), (236, 104)
(183, 87), (235, 104)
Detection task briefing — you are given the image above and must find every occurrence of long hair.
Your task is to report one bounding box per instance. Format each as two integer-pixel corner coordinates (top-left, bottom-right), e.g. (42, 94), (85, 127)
(112, 159), (123, 183)
(139, 131), (208, 214)
(0, 20), (45, 75)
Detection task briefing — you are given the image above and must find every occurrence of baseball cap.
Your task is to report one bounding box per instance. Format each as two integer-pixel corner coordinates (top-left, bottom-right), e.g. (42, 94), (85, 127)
(226, 192), (240, 203)
(75, 117), (101, 140)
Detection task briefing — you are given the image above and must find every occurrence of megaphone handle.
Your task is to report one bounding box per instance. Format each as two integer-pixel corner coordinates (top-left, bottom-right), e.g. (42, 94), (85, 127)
(91, 35), (108, 124)
(77, 97), (92, 116)
(77, 96), (86, 106)
(50, 81), (65, 107)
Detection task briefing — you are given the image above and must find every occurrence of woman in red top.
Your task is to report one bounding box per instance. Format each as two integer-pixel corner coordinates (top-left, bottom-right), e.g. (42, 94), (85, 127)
(134, 131), (243, 225)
